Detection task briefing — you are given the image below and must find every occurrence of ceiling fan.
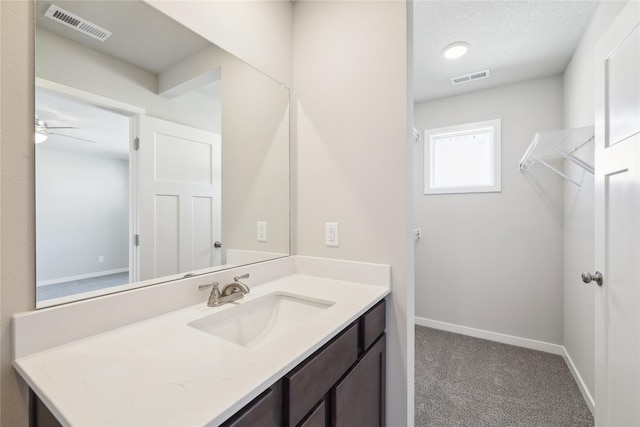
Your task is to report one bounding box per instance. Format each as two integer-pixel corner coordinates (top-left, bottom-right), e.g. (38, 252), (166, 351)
(35, 114), (96, 144)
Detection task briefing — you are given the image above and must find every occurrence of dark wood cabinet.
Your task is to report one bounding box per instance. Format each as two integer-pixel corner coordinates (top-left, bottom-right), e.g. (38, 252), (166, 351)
(30, 389), (62, 427)
(299, 400), (326, 427)
(289, 299), (386, 427)
(334, 334), (386, 427)
(285, 323), (358, 425)
(360, 298), (386, 352)
(221, 380), (283, 427)
(220, 299), (386, 427)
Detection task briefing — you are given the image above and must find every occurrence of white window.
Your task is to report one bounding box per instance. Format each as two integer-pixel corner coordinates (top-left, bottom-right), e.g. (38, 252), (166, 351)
(423, 119), (501, 195)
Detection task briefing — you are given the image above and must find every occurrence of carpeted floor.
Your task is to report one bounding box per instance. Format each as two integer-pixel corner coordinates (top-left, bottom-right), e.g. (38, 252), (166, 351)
(415, 326), (594, 427)
(36, 272), (129, 302)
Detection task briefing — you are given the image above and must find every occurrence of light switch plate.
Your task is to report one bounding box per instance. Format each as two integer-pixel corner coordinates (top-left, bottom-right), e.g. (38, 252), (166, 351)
(257, 221), (267, 242)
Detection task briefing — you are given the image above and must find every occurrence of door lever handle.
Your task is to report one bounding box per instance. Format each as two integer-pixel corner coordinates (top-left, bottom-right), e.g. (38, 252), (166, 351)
(581, 271), (603, 286)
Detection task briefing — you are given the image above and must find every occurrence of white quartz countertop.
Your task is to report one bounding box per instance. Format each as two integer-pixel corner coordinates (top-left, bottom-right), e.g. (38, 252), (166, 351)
(14, 274), (389, 426)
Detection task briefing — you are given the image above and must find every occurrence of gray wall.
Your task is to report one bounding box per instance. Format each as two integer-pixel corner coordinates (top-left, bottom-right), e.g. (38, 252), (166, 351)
(36, 148), (129, 283)
(414, 76), (564, 344)
(292, 2), (412, 425)
(562, 0), (628, 404)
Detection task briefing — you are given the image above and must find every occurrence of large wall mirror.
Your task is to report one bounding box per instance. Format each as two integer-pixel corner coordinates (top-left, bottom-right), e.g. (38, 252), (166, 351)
(34, 0), (290, 308)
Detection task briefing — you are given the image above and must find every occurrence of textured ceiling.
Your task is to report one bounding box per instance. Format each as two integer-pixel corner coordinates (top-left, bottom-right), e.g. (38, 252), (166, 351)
(413, 1), (600, 103)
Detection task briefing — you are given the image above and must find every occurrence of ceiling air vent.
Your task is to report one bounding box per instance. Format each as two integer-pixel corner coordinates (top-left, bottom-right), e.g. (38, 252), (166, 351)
(451, 69), (491, 86)
(44, 5), (112, 42)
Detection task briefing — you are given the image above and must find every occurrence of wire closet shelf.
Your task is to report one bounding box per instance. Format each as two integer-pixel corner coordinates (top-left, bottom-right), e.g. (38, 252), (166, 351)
(519, 126), (595, 187)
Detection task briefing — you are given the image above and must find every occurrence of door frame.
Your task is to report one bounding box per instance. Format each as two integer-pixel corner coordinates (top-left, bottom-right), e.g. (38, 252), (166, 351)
(35, 78), (145, 286)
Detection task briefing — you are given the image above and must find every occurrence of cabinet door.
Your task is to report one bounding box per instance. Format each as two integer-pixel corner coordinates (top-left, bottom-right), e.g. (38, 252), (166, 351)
(299, 400), (326, 427)
(333, 334), (385, 427)
(286, 323), (358, 425)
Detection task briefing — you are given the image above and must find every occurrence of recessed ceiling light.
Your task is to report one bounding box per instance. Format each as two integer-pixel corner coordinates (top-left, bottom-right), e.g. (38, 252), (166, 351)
(442, 42), (469, 59)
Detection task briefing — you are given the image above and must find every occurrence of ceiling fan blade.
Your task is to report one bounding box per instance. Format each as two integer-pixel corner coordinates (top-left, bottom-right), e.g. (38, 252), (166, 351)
(48, 132), (96, 144)
(46, 126), (80, 130)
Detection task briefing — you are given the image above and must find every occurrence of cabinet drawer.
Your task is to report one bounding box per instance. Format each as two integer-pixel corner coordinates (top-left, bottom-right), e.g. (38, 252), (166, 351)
(221, 381), (282, 427)
(285, 323), (358, 426)
(360, 300), (385, 352)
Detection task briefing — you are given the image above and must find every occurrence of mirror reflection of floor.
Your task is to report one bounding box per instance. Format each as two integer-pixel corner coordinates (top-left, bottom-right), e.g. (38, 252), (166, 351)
(36, 272), (129, 302)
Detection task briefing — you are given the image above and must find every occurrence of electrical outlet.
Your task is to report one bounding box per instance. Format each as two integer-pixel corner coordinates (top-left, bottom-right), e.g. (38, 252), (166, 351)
(257, 221), (267, 242)
(325, 223), (339, 247)
(98, 255), (104, 263)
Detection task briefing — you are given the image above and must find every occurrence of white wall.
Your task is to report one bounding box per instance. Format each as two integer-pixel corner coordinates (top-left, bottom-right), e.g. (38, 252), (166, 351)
(0, 1), (293, 424)
(36, 148), (129, 283)
(562, 0), (628, 405)
(221, 53), (290, 257)
(414, 76), (565, 344)
(146, 0), (292, 89)
(292, 2), (412, 425)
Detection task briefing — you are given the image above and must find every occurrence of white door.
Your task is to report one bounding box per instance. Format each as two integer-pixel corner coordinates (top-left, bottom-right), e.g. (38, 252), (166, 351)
(137, 116), (221, 281)
(594, 2), (640, 425)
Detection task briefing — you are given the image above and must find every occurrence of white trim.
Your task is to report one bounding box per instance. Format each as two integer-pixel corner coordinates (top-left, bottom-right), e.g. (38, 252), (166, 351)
(414, 316), (563, 355)
(37, 268), (129, 287)
(562, 347), (595, 414)
(423, 118), (502, 195)
(35, 78), (146, 116)
(35, 78), (145, 299)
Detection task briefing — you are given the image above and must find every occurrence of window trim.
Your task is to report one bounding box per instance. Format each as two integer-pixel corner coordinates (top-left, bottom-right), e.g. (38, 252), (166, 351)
(423, 119), (502, 195)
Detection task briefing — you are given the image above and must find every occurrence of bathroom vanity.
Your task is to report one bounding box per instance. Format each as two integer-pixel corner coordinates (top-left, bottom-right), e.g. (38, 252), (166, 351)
(14, 260), (390, 426)
(222, 299), (385, 427)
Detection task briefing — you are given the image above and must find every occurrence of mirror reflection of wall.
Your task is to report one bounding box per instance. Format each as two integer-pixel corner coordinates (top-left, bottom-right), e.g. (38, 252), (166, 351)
(36, 90), (132, 301)
(35, 0), (290, 308)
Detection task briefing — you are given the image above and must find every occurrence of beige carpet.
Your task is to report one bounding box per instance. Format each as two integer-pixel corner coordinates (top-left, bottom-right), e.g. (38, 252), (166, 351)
(415, 326), (593, 426)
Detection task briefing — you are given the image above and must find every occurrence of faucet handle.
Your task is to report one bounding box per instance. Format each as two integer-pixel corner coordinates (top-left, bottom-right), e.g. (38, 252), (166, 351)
(233, 273), (250, 281)
(198, 282), (220, 293)
(199, 282), (219, 292)
(210, 283), (221, 298)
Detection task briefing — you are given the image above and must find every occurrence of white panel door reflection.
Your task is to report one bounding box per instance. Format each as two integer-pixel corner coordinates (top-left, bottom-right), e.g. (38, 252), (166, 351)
(138, 116), (221, 281)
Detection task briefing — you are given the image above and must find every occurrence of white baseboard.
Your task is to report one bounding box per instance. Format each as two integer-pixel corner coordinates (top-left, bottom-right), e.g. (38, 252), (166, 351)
(562, 347), (595, 414)
(415, 317), (595, 414)
(37, 268), (129, 287)
(415, 317), (564, 355)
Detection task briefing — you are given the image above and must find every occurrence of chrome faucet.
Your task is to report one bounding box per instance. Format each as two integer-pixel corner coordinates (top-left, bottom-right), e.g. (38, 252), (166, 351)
(222, 273), (251, 296)
(200, 273), (251, 307)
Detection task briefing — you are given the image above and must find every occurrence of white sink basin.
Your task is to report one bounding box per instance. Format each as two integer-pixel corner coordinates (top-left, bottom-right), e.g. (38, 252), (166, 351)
(188, 292), (335, 348)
